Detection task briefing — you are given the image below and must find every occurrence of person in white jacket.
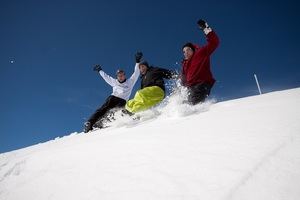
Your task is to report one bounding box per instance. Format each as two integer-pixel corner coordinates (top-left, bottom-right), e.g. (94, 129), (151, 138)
(84, 52), (143, 133)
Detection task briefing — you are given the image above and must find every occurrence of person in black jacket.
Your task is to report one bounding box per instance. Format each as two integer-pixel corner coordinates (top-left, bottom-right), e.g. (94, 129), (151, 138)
(125, 60), (176, 113)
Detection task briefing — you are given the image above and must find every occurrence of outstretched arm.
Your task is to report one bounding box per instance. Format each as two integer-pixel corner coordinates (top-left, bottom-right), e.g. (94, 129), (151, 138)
(93, 64), (117, 86)
(128, 51), (143, 86)
(128, 63), (140, 86)
(99, 70), (117, 86)
(197, 19), (220, 55)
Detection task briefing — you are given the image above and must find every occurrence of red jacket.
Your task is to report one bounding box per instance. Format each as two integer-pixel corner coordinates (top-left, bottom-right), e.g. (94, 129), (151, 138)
(181, 31), (219, 87)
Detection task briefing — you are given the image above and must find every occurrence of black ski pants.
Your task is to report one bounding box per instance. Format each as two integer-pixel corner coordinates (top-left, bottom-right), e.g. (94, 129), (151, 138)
(187, 83), (212, 105)
(88, 95), (126, 126)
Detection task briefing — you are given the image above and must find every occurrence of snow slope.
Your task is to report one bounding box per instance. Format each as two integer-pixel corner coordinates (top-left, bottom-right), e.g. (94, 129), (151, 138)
(1, 88), (300, 200)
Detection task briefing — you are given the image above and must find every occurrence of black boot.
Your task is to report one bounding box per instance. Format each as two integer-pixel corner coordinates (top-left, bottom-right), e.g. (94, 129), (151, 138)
(84, 122), (93, 133)
(121, 109), (134, 116)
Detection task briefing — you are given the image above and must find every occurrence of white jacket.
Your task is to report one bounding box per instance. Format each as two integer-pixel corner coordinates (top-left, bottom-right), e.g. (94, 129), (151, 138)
(99, 63), (140, 101)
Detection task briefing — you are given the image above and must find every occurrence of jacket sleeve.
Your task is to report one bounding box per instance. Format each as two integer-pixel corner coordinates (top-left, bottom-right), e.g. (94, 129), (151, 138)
(99, 70), (117, 86)
(156, 67), (176, 79)
(128, 63), (140, 87)
(200, 31), (220, 56)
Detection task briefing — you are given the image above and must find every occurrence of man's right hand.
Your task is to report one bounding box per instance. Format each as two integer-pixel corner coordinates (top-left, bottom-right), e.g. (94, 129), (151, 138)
(93, 64), (102, 72)
(135, 52), (143, 63)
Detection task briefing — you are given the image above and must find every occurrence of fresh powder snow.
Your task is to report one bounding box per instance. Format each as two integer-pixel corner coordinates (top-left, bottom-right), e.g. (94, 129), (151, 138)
(0, 88), (300, 200)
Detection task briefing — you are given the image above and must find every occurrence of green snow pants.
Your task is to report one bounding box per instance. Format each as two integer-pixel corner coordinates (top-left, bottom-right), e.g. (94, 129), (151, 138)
(125, 86), (165, 113)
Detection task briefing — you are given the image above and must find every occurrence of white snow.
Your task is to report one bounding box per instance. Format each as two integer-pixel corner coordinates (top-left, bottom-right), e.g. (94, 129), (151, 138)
(1, 88), (300, 200)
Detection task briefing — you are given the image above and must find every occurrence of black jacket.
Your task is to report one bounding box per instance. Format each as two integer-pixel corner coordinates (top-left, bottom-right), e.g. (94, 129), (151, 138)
(140, 66), (175, 91)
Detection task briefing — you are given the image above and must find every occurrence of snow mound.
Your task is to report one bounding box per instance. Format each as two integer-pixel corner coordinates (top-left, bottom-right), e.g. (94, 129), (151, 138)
(0, 88), (300, 200)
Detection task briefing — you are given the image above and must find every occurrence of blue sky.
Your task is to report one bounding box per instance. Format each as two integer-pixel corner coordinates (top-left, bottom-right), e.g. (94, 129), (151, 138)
(1, 0), (299, 153)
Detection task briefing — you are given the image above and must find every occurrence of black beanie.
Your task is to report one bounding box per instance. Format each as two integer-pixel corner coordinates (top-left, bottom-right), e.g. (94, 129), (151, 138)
(139, 61), (149, 68)
(116, 69), (125, 75)
(182, 42), (195, 52)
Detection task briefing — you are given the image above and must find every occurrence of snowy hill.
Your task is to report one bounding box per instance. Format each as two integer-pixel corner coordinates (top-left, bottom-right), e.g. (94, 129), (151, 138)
(1, 88), (300, 200)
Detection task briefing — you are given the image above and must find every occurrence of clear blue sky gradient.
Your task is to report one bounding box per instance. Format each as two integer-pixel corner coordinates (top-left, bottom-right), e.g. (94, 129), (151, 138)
(1, 0), (299, 153)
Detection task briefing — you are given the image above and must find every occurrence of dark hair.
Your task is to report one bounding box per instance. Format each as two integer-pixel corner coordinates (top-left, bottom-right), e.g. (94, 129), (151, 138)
(182, 42), (195, 52)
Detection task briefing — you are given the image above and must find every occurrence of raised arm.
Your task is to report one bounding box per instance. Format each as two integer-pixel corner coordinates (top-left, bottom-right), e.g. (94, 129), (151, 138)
(93, 64), (117, 86)
(99, 71), (117, 86)
(128, 52), (143, 86)
(128, 63), (140, 86)
(197, 19), (220, 56)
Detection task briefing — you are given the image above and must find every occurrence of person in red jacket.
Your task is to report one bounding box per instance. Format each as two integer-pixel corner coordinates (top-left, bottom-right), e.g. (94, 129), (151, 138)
(181, 19), (220, 105)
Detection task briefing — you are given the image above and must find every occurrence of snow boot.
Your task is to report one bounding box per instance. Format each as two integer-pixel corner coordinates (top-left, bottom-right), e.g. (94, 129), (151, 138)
(121, 109), (134, 116)
(84, 122), (93, 133)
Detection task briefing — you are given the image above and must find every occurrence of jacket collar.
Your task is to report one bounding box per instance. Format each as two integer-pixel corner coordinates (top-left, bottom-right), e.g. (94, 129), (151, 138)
(118, 79), (127, 84)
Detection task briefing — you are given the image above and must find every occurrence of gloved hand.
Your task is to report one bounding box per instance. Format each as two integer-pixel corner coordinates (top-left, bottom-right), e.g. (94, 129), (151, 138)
(93, 64), (102, 72)
(135, 51), (143, 63)
(197, 19), (209, 29)
(197, 19), (212, 35)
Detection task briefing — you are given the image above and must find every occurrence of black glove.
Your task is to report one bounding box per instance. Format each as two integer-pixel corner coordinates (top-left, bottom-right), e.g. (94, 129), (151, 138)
(135, 51), (143, 63)
(93, 64), (102, 72)
(197, 19), (209, 30)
